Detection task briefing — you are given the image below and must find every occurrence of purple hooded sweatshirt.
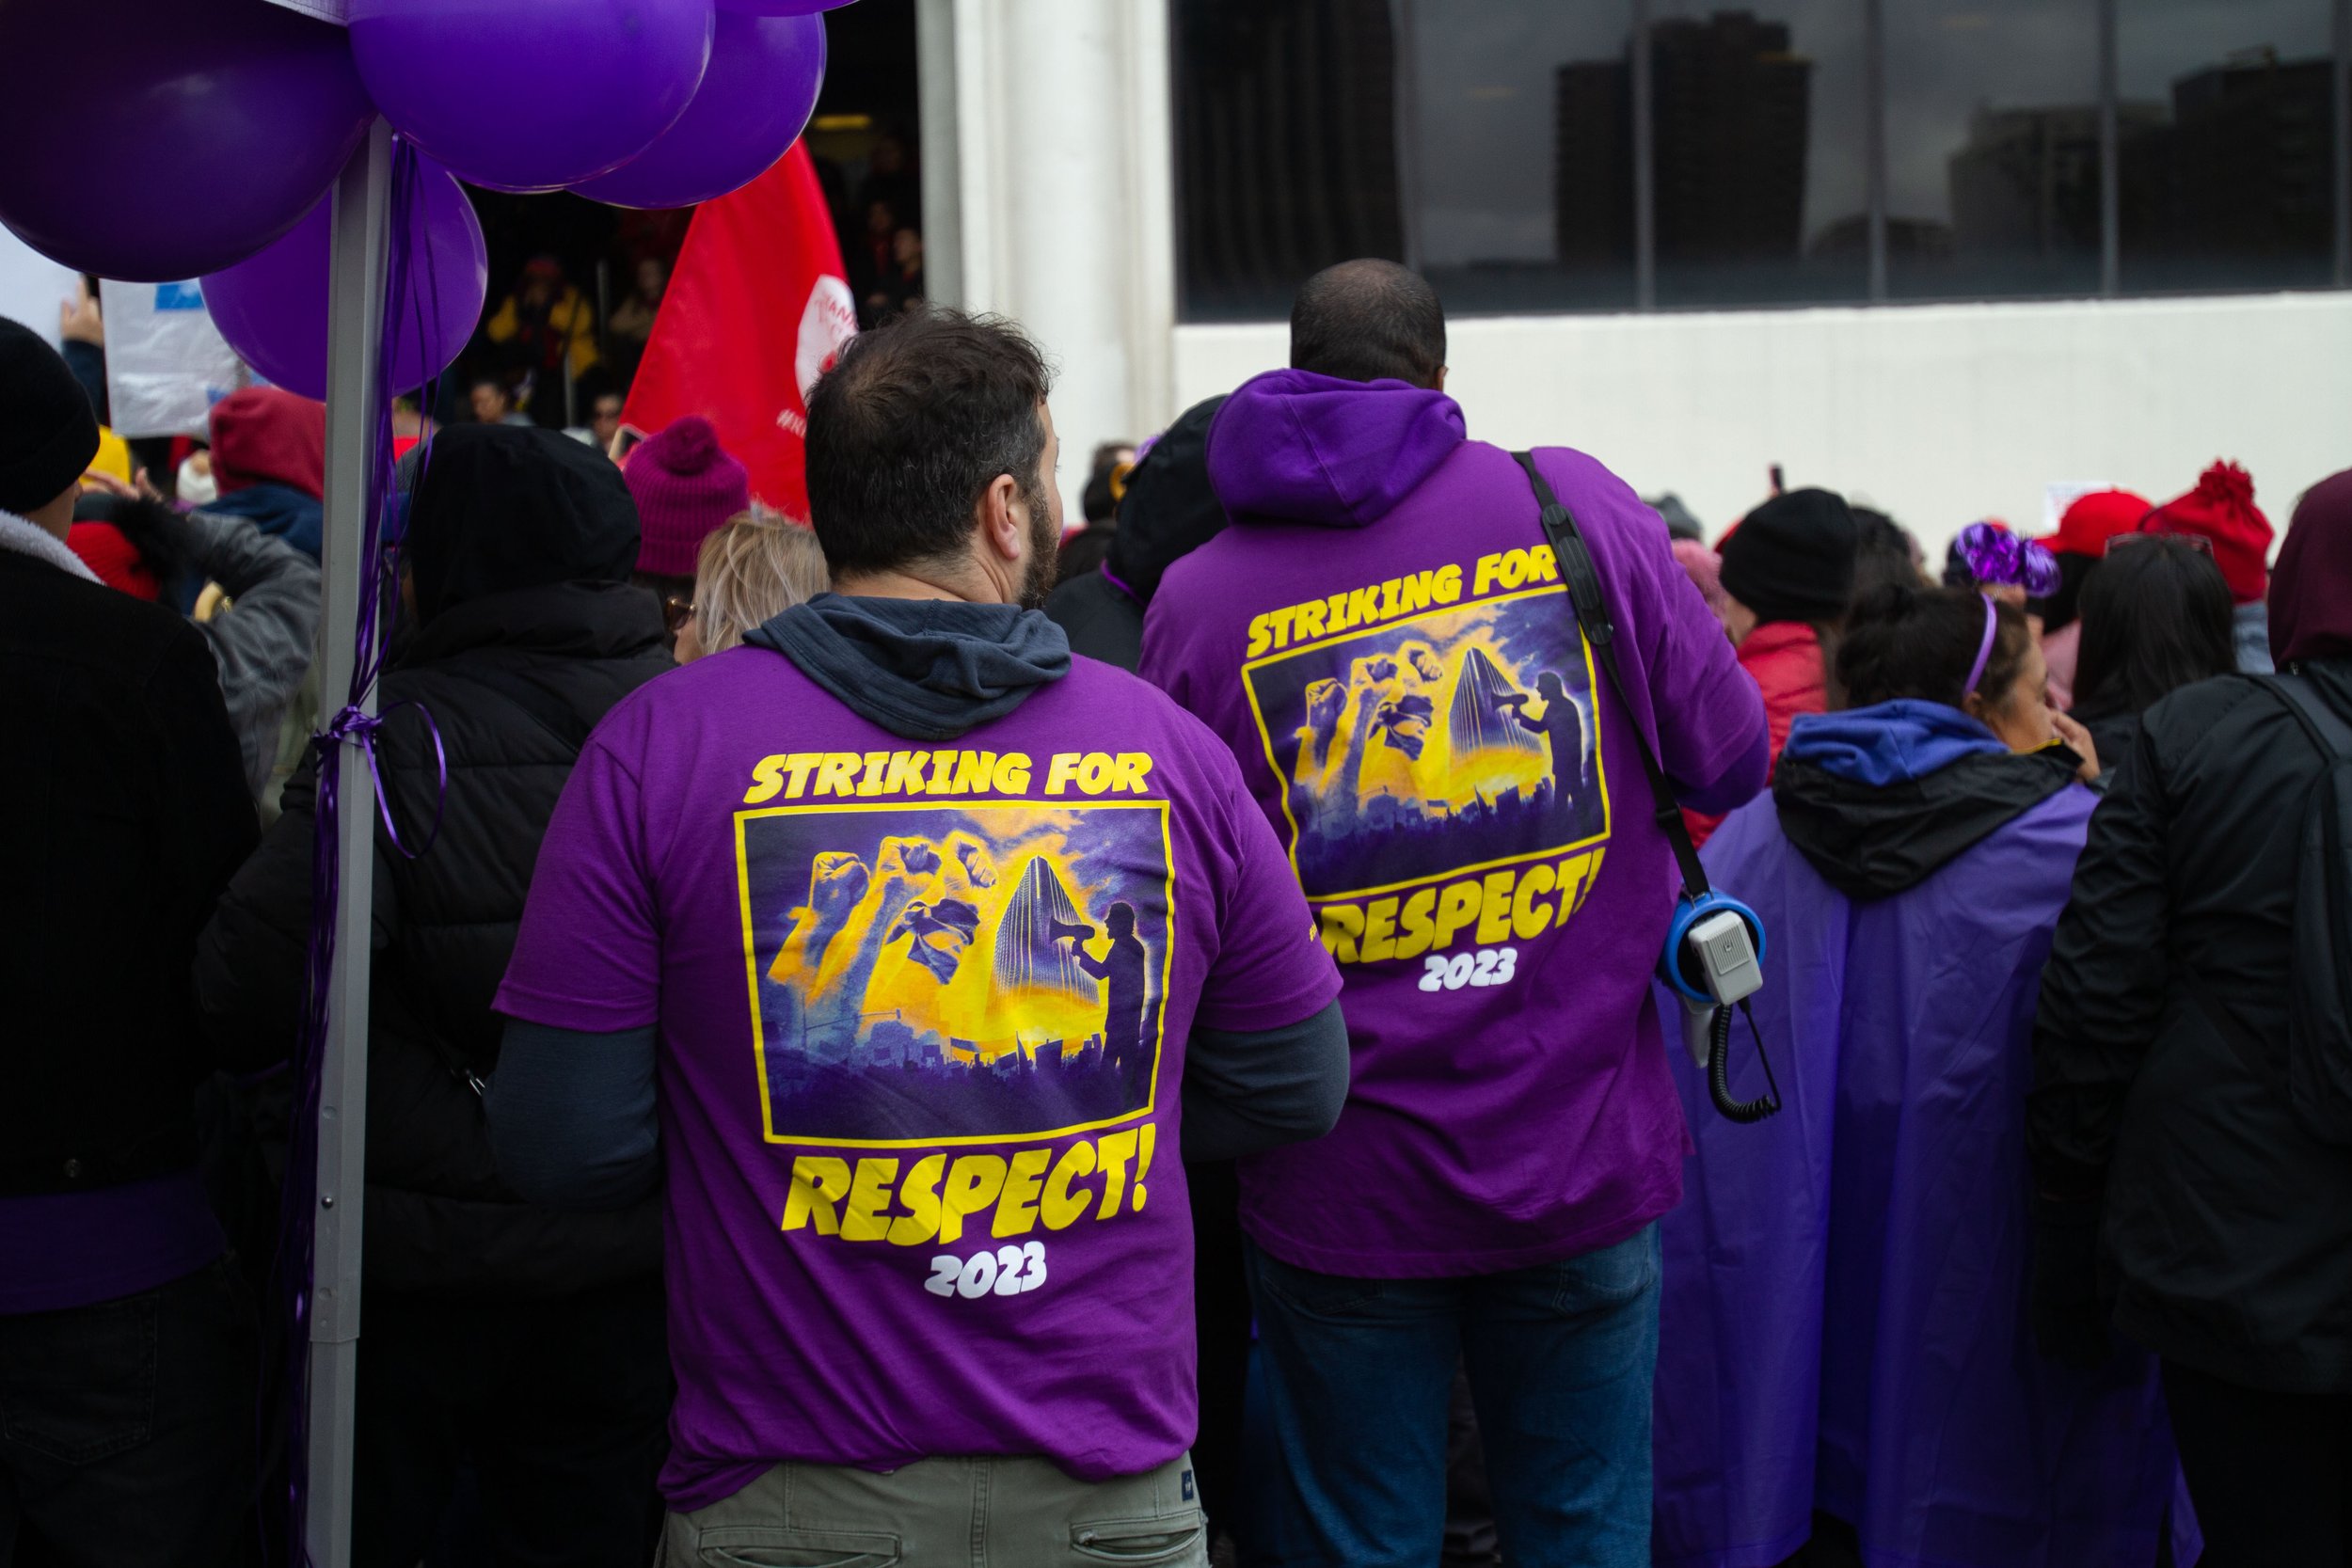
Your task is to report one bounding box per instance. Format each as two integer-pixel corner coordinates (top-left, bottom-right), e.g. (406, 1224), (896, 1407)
(1139, 369), (1768, 1276)
(1654, 702), (2198, 1568)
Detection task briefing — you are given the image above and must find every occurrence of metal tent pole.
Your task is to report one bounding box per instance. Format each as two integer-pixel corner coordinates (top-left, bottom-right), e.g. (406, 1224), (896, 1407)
(307, 115), (391, 1568)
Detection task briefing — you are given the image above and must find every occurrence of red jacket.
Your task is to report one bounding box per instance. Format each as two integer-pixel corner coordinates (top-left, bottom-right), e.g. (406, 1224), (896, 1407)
(1688, 621), (1826, 847)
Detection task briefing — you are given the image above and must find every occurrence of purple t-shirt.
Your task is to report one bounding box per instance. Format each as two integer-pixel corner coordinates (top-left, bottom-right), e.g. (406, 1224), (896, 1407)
(495, 646), (1336, 1509)
(1141, 389), (1764, 1278)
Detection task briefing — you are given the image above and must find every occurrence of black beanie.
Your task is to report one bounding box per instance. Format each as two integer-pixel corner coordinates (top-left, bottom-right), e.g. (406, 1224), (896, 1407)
(1720, 487), (1859, 625)
(1107, 393), (1229, 606)
(0, 315), (100, 517)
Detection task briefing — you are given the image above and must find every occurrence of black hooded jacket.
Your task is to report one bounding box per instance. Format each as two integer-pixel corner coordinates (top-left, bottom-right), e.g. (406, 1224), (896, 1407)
(2032, 664), (2352, 1391)
(1775, 746), (2084, 899)
(1043, 394), (1228, 672)
(194, 426), (673, 1297)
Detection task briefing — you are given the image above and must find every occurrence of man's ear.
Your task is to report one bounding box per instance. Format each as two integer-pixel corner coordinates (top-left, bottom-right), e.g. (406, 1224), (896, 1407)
(1434, 366), (1449, 393)
(978, 472), (1024, 562)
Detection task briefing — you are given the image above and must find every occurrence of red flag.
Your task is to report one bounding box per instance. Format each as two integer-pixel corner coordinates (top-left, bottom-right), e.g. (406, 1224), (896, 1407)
(620, 143), (857, 522)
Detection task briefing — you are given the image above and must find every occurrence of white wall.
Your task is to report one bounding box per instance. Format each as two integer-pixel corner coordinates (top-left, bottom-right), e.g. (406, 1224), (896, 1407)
(1173, 292), (2352, 559)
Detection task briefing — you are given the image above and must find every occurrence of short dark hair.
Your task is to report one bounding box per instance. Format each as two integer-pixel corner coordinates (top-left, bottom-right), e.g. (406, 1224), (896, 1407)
(1836, 582), (2033, 714)
(2073, 537), (2235, 719)
(1290, 260), (1447, 388)
(804, 307), (1054, 578)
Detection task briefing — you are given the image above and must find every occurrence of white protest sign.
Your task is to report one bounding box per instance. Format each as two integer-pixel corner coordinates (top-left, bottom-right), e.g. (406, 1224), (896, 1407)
(2042, 482), (2114, 534)
(101, 278), (248, 438)
(0, 227), (82, 348)
(258, 0), (348, 22)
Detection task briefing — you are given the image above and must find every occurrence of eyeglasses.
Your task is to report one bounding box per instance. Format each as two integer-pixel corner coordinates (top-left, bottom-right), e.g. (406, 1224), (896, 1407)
(661, 594), (697, 635)
(2107, 530), (2214, 558)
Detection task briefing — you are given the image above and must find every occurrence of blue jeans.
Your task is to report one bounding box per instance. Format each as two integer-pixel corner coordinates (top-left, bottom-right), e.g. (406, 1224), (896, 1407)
(0, 1257), (255, 1568)
(1244, 1226), (1661, 1568)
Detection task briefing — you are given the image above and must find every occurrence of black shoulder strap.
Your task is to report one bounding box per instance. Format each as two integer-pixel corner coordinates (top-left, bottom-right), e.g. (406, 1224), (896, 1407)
(2268, 672), (2352, 763)
(1511, 451), (1711, 899)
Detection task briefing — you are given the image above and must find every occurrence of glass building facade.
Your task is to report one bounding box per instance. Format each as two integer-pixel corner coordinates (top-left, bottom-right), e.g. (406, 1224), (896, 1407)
(1174, 0), (2350, 319)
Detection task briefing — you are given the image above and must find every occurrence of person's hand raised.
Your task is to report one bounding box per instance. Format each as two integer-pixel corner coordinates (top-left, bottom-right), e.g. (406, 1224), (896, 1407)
(59, 278), (103, 346)
(2051, 711), (2101, 783)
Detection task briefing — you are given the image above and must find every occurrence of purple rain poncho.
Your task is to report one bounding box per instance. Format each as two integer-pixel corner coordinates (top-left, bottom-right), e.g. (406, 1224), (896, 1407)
(1653, 700), (2198, 1568)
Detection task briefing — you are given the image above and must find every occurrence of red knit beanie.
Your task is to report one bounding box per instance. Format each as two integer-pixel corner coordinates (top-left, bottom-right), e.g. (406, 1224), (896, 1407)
(2149, 461), (2271, 604)
(625, 415), (751, 577)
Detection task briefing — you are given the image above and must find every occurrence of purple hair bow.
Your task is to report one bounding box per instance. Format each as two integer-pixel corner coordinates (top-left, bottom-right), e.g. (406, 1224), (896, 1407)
(1956, 520), (2060, 597)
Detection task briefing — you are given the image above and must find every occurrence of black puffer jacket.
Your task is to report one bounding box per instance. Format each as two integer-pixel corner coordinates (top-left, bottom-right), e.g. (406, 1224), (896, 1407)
(2031, 661), (2352, 1392)
(195, 426), (673, 1296)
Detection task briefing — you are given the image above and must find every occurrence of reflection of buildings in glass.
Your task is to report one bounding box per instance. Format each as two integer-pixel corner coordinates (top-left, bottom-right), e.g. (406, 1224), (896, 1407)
(1552, 11), (1812, 265)
(1654, 13), (1811, 261)
(1554, 57), (1631, 265)
(2122, 49), (2332, 265)
(1947, 105), (2104, 260)
(1175, 0), (1406, 308)
(1806, 214), (1950, 266)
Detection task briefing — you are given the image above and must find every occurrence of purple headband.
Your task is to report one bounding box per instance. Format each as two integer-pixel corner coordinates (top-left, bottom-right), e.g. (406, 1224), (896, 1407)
(1956, 519), (2061, 597)
(1963, 593), (2000, 697)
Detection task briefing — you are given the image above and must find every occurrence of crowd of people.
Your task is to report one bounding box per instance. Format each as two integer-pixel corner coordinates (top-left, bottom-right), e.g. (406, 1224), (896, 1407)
(3, 246), (2348, 1568)
(455, 131), (927, 436)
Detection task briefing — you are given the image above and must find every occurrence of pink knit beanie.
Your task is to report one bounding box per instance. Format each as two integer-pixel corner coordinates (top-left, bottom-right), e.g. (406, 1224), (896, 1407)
(626, 415), (751, 577)
(1672, 537), (1731, 621)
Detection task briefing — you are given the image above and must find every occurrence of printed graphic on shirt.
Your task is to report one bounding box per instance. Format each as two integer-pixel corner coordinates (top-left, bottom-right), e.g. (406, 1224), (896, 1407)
(1243, 580), (1610, 906)
(736, 800), (1175, 1148)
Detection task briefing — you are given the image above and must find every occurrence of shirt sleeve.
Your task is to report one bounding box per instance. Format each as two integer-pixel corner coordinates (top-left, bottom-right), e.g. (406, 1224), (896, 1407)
(1194, 759), (1343, 1035)
(495, 735), (663, 1032)
(486, 1020), (661, 1210)
(1182, 999), (1349, 1162)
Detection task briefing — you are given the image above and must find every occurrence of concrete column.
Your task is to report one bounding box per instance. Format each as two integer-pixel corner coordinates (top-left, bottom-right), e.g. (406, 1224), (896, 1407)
(915, 0), (963, 309)
(930, 0), (1178, 514)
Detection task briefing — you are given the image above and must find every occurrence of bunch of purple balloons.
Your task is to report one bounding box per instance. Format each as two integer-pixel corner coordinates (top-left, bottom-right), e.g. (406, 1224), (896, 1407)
(0, 0), (843, 398)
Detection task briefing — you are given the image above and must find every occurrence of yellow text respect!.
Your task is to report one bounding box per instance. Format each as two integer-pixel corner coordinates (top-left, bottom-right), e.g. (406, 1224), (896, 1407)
(782, 1126), (1159, 1243)
(1315, 847), (1605, 964)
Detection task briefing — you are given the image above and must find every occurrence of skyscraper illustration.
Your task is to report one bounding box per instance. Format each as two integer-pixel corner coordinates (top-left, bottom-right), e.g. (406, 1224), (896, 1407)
(1450, 648), (1544, 757)
(994, 856), (1092, 995)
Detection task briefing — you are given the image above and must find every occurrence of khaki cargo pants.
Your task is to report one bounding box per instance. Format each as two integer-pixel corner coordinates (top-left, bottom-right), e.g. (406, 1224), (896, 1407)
(658, 1451), (1207, 1568)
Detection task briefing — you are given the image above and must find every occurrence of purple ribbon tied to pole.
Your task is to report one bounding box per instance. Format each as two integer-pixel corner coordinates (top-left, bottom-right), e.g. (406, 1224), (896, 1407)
(313, 701), (452, 861)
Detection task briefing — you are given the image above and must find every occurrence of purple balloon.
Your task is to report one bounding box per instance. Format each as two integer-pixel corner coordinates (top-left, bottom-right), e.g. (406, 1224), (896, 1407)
(0, 0), (374, 282)
(201, 156), (489, 403)
(350, 0), (716, 195)
(717, 0), (855, 11)
(575, 13), (826, 209)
